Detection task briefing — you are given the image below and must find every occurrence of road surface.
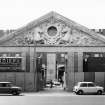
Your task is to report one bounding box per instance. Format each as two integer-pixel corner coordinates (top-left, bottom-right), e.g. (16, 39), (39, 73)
(0, 92), (105, 105)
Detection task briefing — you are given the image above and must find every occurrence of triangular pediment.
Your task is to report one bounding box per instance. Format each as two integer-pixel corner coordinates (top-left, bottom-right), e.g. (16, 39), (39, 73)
(1, 11), (105, 46)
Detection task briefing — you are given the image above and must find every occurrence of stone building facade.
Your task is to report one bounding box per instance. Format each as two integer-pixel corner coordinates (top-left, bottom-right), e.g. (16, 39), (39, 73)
(0, 12), (105, 92)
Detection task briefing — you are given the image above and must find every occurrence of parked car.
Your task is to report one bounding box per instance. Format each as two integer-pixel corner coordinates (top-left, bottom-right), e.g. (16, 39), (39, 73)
(0, 82), (22, 95)
(46, 80), (60, 87)
(46, 80), (53, 87)
(73, 82), (104, 95)
(53, 80), (60, 86)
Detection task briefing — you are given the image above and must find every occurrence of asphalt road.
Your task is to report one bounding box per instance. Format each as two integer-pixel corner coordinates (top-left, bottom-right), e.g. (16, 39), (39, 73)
(0, 93), (105, 105)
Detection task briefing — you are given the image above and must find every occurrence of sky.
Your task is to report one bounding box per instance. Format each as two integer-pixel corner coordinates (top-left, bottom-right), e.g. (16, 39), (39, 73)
(0, 0), (105, 29)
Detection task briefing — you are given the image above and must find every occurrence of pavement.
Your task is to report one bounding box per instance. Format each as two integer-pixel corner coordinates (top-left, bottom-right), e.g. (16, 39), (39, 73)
(22, 85), (105, 96)
(23, 86), (72, 96)
(0, 85), (67, 96)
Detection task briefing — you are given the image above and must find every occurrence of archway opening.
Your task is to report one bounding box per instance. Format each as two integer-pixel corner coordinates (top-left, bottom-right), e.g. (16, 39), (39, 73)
(36, 52), (67, 92)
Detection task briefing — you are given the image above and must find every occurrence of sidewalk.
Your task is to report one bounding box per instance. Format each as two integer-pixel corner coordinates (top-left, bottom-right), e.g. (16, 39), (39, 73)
(22, 85), (105, 96)
(23, 85), (73, 96)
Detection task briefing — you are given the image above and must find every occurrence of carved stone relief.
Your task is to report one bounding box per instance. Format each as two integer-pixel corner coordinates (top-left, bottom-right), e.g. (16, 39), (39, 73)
(13, 30), (35, 46)
(68, 29), (104, 46)
(32, 20), (72, 45)
(2, 18), (105, 46)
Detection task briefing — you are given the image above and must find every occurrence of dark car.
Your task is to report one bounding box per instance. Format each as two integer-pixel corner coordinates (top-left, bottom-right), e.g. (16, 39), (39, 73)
(0, 82), (22, 95)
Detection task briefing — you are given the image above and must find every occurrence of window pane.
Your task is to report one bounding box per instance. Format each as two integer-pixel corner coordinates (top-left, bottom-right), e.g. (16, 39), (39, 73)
(88, 83), (94, 87)
(80, 83), (87, 87)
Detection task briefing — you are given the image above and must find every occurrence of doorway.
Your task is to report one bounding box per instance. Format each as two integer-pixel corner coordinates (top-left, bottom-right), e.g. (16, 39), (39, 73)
(36, 52), (67, 92)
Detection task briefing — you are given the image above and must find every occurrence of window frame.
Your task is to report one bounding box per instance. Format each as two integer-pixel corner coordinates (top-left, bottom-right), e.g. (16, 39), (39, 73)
(80, 83), (88, 87)
(88, 83), (95, 87)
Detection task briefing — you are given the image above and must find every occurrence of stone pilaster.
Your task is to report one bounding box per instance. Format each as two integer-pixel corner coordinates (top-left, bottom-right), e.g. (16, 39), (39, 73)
(30, 47), (34, 72)
(26, 47), (30, 72)
(66, 52), (75, 91)
(21, 51), (26, 71)
(67, 52), (74, 72)
(74, 52), (78, 72)
(78, 52), (83, 72)
(47, 53), (56, 80)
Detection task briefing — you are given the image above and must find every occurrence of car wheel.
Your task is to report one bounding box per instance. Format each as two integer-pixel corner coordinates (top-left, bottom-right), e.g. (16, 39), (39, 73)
(97, 90), (102, 95)
(77, 90), (83, 95)
(12, 91), (19, 95)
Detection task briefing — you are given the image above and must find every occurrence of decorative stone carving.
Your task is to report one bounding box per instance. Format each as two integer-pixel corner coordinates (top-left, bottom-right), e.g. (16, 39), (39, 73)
(31, 20), (72, 45)
(68, 29), (104, 46)
(15, 32), (34, 45)
(1, 17), (105, 46)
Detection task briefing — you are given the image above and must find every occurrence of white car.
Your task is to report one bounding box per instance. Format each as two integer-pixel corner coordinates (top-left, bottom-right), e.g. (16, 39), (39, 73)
(53, 80), (60, 86)
(73, 82), (104, 95)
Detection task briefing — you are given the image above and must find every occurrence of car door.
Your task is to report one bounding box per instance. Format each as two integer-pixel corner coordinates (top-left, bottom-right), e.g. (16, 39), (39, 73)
(87, 83), (97, 93)
(0, 83), (8, 93)
(0, 83), (10, 93)
(0, 83), (4, 93)
(80, 83), (88, 93)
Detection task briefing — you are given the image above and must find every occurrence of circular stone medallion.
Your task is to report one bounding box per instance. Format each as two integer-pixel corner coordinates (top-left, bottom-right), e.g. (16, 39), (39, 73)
(47, 26), (57, 36)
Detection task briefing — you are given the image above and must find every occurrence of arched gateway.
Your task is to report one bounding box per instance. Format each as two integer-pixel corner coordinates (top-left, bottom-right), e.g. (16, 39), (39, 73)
(0, 12), (105, 92)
